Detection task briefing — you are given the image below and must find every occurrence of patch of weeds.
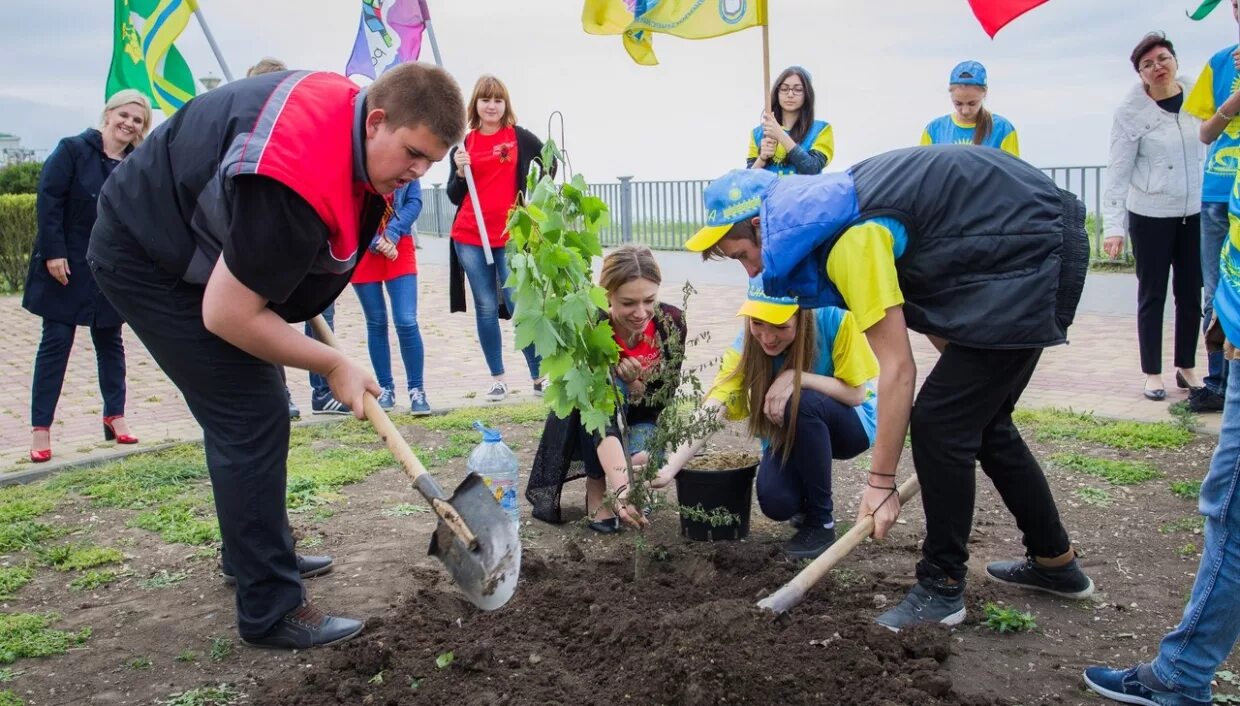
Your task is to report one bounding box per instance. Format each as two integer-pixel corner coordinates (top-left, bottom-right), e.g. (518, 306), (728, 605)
(1178, 542), (1198, 557)
(410, 403), (546, 432)
(299, 535), (324, 549)
(158, 684), (239, 706)
(982, 602), (1037, 633)
(0, 690), (23, 706)
(1074, 487), (1112, 507)
(37, 543), (123, 571)
(209, 636), (233, 662)
(0, 484), (64, 524)
(1167, 400), (1198, 431)
(285, 476), (333, 512)
(1159, 515), (1206, 534)
(829, 567), (866, 589)
(175, 649), (198, 663)
(1051, 453), (1161, 486)
(284, 445), (392, 508)
(381, 503), (430, 517)
(47, 444), (207, 509)
(130, 498), (220, 545)
(69, 569), (124, 592)
(142, 570), (190, 589)
(127, 656), (152, 670)
(289, 418), (377, 447)
(0, 669), (22, 682)
(1014, 408), (1193, 450)
(422, 433), (475, 467)
(1169, 480), (1202, 500)
(0, 568), (33, 600)
(0, 612), (91, 664)
(0, 522), (67, 553)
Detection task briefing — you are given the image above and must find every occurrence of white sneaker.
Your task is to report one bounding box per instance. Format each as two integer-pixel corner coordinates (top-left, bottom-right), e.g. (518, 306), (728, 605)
(484, 381), (508, 402)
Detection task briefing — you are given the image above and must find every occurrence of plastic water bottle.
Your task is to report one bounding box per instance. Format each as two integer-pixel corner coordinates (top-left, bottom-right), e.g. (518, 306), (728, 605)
(466, 421), (520, 528)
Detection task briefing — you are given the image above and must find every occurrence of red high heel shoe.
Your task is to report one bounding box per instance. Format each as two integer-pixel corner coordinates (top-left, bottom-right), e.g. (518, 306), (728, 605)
(30, 426), (51, 463)
(102, 415), (138, 445)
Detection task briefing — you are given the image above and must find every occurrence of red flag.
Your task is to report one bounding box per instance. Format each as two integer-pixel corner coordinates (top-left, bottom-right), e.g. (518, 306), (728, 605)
(968, 0), (1050, 37)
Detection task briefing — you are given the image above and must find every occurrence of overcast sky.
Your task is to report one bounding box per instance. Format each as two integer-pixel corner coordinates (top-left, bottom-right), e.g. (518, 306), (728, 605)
(1, 1), (1237, 183)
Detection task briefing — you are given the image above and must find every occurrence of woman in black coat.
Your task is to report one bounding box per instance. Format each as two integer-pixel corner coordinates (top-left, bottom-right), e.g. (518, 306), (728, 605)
(23, 89), (151, 462)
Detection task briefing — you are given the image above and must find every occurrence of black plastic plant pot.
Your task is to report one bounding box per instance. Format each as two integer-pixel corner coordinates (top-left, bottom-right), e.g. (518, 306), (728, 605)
(674, 463), (757, 541)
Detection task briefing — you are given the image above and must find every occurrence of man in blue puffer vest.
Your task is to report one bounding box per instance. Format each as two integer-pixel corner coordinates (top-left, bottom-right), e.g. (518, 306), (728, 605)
(687, 145), (1093, 632)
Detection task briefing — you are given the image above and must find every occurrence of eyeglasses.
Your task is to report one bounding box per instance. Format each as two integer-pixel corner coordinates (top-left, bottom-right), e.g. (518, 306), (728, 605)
(1139, 54), (1176, 72)
(777, 85), (805, 95)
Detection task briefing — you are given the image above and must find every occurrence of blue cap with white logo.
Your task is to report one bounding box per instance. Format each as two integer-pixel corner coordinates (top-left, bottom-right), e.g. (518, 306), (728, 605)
(684, 169), (778, 252)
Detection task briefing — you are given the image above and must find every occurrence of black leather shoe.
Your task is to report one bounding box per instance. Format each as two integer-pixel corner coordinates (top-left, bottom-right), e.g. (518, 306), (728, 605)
(242, 602), (363, 650)
(222, 554), (334, 586)
(588, 517), (621, 534)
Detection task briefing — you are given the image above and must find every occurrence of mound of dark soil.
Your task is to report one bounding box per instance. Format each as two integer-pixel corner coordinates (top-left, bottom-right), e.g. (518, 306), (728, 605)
(260, 544), (1009, 706)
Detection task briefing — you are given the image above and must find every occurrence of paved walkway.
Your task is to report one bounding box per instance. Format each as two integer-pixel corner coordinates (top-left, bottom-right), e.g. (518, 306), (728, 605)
(0, 237), (1213, 476)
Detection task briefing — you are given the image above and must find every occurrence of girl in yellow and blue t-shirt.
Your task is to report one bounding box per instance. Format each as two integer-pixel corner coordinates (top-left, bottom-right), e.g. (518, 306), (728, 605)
(921, 60), (1020, 157)
(748, 66), (834, 175)
(653, 284), (877, 560)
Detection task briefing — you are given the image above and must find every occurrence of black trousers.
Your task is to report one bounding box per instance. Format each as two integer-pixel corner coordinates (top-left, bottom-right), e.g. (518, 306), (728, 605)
(911, 345), (1072, 583)
(88, 225), (302, 639)
(1130, 211), (1203, 374)
(31, 319), (126, 428)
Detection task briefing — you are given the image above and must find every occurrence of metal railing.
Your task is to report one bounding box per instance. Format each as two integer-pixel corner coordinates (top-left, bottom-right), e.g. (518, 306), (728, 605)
(414, 164), (1113, 259)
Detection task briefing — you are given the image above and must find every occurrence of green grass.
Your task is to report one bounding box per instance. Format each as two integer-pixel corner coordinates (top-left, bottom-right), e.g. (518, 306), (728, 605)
(1074, 487), (1112, 507)
(130, 498), (220, 546)
(127, 656), (151, 670)
(381, 503), (430, 517)
(284, 445), (393, 511)
(1170, 480), (1203, 500)
(1051, 453), (1162, 486)
(1014, 408), (1193, 450)
(0, 613), (91, 664)
(1178, 542), (1199, 557)
(982, 602), (1037, 633)
(69, 570), (124, 592)
(0, 484), (63, 524)
(0, 522), (67, 553)
(46, 444), (207, 509)
(36, 544), (123, 572)
(158, 685), (239, 706)
(1160, 515), (1206, 534)
(0, 690), (23, 706)
(408, 403), (546, 432)
(0, 568), (33, 600)
(209, 636), (233, 662)
(0, 668), (22, 682)
(175, 649), (198, 663)
(141, 570), (190, 589)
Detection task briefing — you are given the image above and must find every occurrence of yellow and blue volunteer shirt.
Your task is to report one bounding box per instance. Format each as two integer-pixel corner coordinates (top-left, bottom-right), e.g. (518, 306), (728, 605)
(920, 113), (1020, 157)
(1186, 44), (1240, 203)
(823, 216), (909, 334)
(707, 306), (879, 445)
(748, 120), (835, 175)
(1213, 161), (1240, 343)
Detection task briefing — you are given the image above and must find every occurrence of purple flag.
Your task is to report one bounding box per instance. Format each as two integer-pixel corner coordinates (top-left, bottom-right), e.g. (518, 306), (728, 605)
(345, 0), (429, 80)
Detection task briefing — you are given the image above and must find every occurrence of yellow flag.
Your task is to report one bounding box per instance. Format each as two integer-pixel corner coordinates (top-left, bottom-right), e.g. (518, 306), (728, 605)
(582, 0), (766, 66)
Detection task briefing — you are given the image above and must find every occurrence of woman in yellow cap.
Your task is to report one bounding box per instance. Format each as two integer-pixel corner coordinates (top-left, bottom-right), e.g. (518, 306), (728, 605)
(653, 284), (878, 560)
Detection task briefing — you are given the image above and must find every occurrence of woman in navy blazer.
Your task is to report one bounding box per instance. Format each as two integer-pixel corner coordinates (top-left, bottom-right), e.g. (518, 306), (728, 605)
(22, 90), (151, 462)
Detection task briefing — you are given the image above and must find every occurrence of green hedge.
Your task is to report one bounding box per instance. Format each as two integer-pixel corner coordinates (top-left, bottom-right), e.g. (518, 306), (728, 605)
(0, 194), (36, 293)
(0, 162), (42, 195)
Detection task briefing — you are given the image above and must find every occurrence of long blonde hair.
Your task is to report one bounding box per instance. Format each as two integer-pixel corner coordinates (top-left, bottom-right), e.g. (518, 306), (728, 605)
(733, 309), (817, 462)
(100, 90), (153, 147)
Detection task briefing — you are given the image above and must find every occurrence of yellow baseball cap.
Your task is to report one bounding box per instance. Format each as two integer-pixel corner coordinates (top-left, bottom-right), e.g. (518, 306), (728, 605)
(736, 279), (799, 325)
(685, 169), (777, 252)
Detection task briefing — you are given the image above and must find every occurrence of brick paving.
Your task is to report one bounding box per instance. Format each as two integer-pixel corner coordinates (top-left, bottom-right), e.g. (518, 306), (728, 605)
(0, 238), (1215, 476)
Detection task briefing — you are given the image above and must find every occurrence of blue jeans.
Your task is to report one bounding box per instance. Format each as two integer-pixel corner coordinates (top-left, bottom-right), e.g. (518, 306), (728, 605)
(453, 240), (540, 379)
(304, 302), (335, 396)
(352, 275), (424, 392)
(1152, 358), (1240, 701)
(1202, 202), (1230, 395)
(756, 389), (871, 527)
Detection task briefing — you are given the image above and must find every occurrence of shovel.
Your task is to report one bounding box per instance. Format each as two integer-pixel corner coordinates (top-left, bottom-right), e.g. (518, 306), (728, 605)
(757, 476), (921, 615)
(308, 316), (521, 610)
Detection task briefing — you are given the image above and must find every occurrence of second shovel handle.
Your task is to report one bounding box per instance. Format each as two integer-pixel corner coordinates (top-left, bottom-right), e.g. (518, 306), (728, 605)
(308, 315), (479, 548)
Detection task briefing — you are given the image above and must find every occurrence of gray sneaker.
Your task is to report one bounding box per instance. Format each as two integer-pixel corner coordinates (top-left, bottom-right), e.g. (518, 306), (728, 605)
(875, 580), (966, 632)
(484, 381), (508, 402)
(985, 556), (1095, 599)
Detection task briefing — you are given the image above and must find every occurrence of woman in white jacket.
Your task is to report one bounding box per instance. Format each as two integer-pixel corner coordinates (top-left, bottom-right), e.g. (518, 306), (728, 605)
(1103, 32), (1205, 401)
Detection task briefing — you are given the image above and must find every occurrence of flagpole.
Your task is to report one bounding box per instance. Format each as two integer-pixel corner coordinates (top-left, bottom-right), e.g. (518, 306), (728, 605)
(187, 0), (235, 82)
(424, 19), (444, 67)
(761, 22), (771, 109)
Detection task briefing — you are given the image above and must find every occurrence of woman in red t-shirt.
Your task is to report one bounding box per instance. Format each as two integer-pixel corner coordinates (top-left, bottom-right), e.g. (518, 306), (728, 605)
(446, 76), (547, 402)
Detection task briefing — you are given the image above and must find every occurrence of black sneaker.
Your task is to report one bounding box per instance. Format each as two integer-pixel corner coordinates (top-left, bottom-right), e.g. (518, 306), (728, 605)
(985, 556), (1095, 599)
(287, 388), (300, 420)
(242, 601), (363, 650)
(221, 554), (334, 586)
(1187, 387), (1225, 413)
(875, 578), (966, 632)
(311, 390), (351, 415)
(782, 525), (836, 560)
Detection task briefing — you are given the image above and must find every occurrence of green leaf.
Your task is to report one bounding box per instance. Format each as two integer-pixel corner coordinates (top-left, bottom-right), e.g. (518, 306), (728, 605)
(526, 204), (547, 222)
(581, 409), (611, 436)
(435, 651), (455, 669)
(531, 317), (565, 358)
(560, 292), (592, 331)
(540, 352), (575, 381)
(563, 368), (592, 407)
(588, 285), (609, 310)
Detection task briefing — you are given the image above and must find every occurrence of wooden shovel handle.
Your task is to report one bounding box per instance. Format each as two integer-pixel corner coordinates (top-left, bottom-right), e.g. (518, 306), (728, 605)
(308, 315), (479, 548)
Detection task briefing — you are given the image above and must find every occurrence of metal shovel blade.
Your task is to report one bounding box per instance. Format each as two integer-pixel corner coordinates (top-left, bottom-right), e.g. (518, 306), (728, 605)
(426, 472), (521, 611)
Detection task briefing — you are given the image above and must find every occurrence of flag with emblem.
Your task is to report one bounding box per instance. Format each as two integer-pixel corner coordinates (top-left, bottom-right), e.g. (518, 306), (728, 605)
(345, 0), (430, 80)
(583, 0), (767, 66)
(106, 0), (198, 114)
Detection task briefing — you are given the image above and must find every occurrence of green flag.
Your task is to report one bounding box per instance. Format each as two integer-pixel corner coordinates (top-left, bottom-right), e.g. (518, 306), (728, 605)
(1188, 0), (1225, 20)
(106, 0), (197, 114)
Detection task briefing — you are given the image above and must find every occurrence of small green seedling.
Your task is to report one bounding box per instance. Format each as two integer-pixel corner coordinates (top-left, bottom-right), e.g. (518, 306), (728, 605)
(982, 602), (1037, 633)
